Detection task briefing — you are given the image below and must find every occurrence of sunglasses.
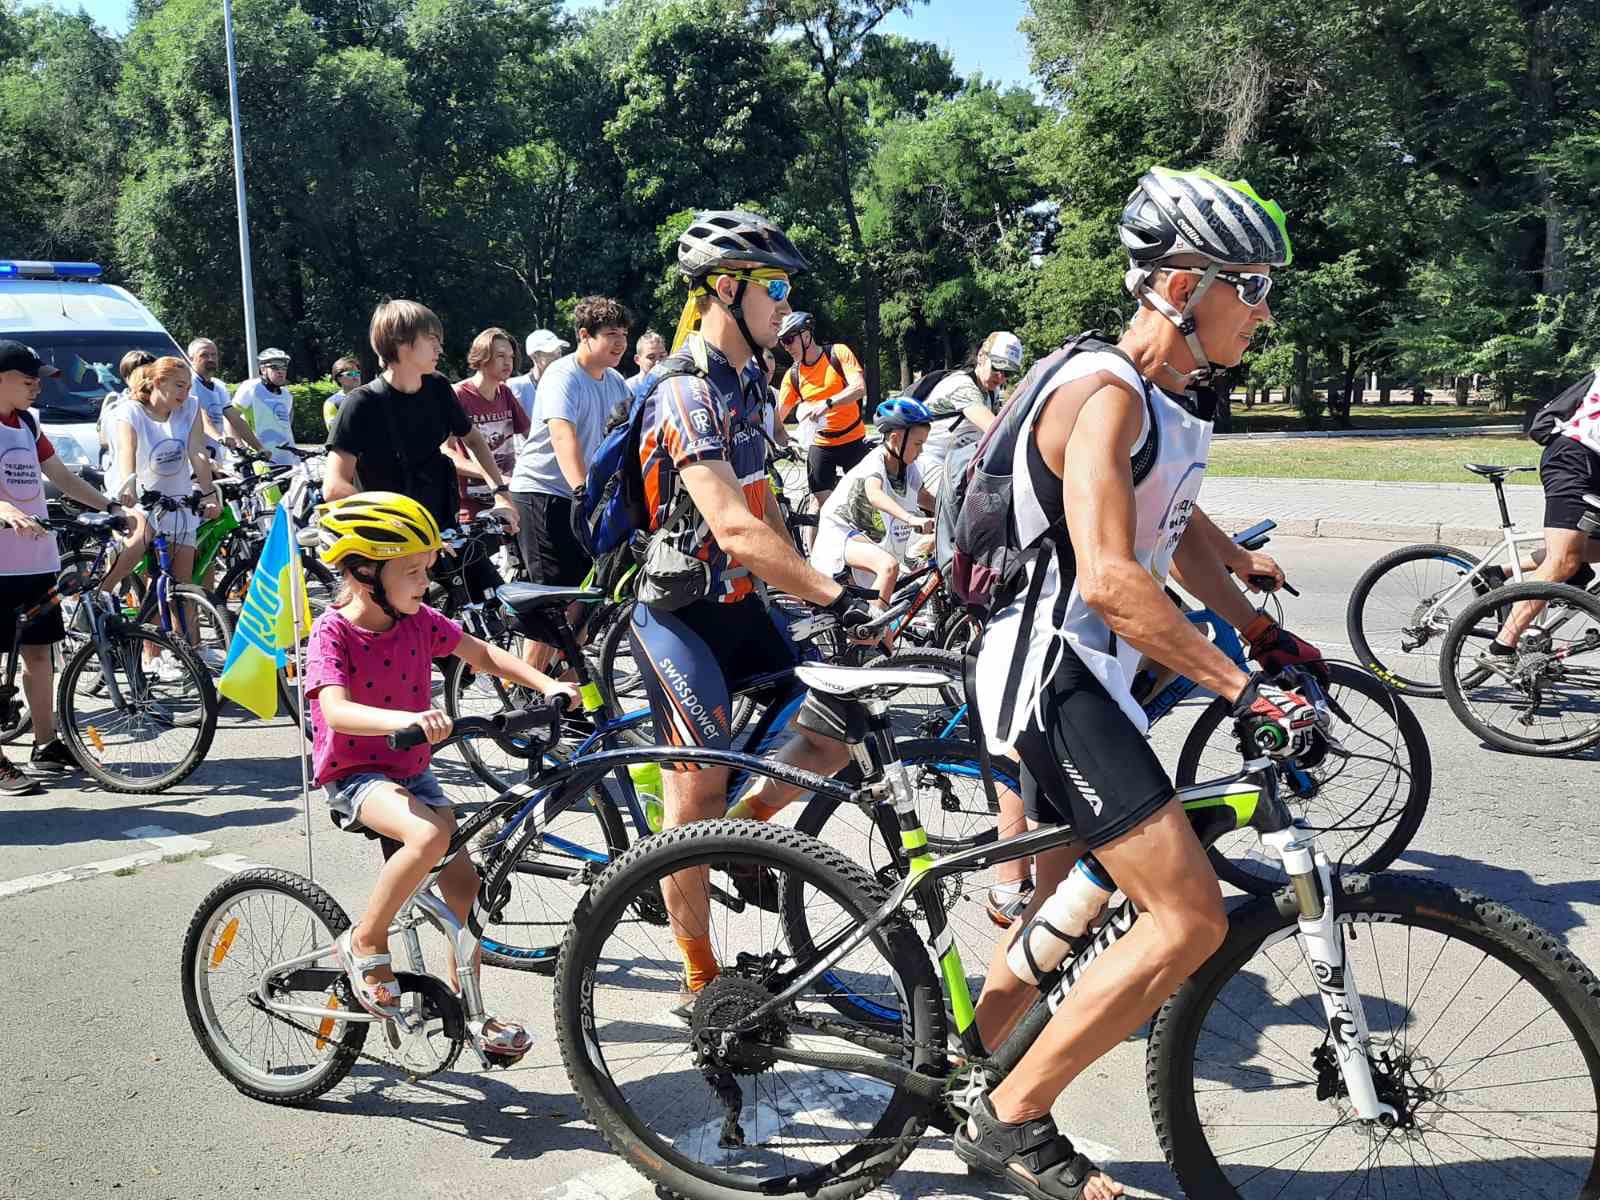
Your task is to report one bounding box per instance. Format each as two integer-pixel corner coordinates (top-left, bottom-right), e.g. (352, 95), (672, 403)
(337, 370), (360, 379)
(721, 273), (793, 303)
(1169, 268), (1273, 307)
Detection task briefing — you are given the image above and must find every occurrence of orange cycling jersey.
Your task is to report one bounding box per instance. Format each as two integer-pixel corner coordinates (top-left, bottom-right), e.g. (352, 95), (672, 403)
(778, 343), (864, 448)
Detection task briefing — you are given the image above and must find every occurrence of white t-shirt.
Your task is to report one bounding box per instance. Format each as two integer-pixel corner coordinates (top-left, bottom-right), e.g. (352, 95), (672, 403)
(190, 375), (231, 452)
(0, 409), (59, 576)
(810, 446), (926, 580)
(127, 395), (200, 498)
(232, 377), (297, 465)
(920, 369), (995, 493)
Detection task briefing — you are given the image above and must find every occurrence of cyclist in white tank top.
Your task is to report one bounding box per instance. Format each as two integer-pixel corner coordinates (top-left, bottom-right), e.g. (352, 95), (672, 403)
(101, 356), (220, 598)
(956, 169), (1327, 1199)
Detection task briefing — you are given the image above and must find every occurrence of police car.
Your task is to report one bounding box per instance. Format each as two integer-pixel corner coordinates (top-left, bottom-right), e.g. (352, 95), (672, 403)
(0, 260), (184, 476)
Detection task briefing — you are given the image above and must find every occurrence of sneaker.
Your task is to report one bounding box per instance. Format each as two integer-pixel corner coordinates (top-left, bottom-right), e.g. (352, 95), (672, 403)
(669, 989), (699, 1025)
(24, 739), (78, 778)
(984, 881), (1035, 929)
(723, 863), (781, 912)
(0, 757), (42, 796)
(154, 651), (188, 685)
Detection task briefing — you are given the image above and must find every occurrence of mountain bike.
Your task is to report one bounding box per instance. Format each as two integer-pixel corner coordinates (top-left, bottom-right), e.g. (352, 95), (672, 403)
(1345, 462), (1569, 696)
(49, 512), (218, 792)
(552, 662), (1600, 1200)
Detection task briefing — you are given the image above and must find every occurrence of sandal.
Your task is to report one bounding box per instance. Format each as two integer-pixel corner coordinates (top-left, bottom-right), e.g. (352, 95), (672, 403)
(333, 929), (406, 1021)
(471, 1015), (532, 1058)
(955, 1092), (1108, 1200)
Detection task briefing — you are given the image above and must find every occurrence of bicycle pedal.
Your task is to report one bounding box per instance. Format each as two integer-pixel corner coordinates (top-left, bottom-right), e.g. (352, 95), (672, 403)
(482, 1049), (527, 1070)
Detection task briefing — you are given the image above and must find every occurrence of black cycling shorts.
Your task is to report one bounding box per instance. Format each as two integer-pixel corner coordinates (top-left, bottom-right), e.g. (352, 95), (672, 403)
(0, 571), (65, 649)
(807, 438), (870, 495)
(1014, 649), (1174, 850)
(629, 597), (800, 768)
(511, 490), (592, 587)
(1540, 436), (1600, 532)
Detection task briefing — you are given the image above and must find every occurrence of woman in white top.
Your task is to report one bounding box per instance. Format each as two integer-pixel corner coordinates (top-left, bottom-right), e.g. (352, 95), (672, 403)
(101, 356), (219, 596)
(808, 397), (935, 606)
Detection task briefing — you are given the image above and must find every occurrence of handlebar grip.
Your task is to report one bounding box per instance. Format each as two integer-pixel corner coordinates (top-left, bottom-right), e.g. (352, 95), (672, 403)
(387, 725), (429, 751)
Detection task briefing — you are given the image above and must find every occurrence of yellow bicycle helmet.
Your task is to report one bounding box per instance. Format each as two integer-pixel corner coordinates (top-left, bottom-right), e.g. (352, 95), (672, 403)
(316, 491), (443, 566)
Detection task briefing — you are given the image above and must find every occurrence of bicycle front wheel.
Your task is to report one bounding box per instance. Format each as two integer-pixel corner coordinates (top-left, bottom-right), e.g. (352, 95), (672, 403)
(57, 626), (217, 792)
(182, 867), (366, 1104)
(1440, 580), (1600, 755)
(554, 819), (943, 1200)
(1346, 542), (1485, 697)
(1148, 873), (1600, 1198)
(1176, 662), (1432, 893)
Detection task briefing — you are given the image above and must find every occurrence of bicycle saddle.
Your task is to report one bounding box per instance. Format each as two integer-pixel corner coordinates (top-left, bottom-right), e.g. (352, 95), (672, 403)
(796, 663), (955, 699)
(497, 582), (604, 615)
(1463, 463), (1534, 478)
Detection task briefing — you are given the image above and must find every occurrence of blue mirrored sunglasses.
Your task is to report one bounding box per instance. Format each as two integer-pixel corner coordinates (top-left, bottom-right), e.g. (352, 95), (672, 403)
(725, 274), (792, 303)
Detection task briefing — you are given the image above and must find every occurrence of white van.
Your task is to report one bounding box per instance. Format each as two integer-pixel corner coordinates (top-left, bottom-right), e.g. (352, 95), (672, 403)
(0, 260), (184, 472)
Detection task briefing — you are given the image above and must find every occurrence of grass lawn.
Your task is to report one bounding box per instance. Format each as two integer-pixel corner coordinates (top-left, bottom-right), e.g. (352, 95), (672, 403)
(1208, 434), (1543, 483)
(1228, 402), (1518, 433)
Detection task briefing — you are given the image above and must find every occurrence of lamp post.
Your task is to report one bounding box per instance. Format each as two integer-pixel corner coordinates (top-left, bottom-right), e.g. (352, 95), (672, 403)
(222, 0), (259, 367)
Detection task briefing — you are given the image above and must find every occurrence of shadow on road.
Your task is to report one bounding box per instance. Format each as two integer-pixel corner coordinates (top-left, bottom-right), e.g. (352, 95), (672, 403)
(0, 801), (296, 849)
(1389, 846), (1596, 936)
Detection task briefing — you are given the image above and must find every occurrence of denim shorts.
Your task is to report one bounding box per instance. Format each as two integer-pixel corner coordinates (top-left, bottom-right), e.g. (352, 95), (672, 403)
(325, 769), (449, 834)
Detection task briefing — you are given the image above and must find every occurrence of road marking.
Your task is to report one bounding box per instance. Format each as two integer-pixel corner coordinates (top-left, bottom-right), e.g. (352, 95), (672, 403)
(0, 827), (213, 900)
(530, 1076), (1122, 1200)
(203, 853), (270, 874)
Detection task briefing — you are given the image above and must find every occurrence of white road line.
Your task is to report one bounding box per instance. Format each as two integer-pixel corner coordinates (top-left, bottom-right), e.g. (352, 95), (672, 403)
(0, 826), (214, 900)
(533, 1076), (1122, 1200)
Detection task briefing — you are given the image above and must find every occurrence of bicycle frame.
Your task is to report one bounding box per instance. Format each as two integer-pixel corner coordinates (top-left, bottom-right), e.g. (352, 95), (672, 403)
(714, 699), (1400, 1126)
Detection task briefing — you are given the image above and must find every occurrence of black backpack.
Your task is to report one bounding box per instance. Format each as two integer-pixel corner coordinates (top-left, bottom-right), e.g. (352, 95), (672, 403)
(906, 367), (957, 402)
(1529, 370), (1597, 445)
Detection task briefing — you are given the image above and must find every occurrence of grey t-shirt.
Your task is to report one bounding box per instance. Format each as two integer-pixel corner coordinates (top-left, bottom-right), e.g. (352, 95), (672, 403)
(510, 353), (629, 498)
(920, 369), (995, 488)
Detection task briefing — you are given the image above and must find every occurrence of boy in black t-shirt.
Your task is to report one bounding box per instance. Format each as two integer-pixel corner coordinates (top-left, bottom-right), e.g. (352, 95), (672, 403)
(325, 300), (520, 600)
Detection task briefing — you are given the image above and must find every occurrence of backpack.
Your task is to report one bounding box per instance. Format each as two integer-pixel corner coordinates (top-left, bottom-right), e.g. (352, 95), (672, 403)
(934, 331), (1154, 622)
(1529, 370), (1597, 445)
(906, 367), (956, 402)
(574, 339), (710, 557)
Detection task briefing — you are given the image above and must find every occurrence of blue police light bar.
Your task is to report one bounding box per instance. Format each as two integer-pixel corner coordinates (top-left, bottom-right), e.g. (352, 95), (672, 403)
(0, 260), (104, 280)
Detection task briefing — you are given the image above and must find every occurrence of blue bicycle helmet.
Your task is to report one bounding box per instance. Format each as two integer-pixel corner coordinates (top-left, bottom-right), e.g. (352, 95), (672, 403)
(874, 397), (933, 432)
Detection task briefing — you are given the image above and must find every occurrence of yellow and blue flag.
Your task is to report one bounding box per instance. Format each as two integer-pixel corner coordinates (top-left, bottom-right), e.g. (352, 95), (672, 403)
(219, 503), (314, 719)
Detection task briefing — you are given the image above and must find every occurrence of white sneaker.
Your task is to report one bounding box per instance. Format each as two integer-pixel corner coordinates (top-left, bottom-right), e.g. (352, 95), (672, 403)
(154, 651), (188, 684)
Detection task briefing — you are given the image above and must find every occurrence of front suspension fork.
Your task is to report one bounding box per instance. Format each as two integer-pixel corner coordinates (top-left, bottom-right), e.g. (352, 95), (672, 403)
(1262, 826), (1399, 1126)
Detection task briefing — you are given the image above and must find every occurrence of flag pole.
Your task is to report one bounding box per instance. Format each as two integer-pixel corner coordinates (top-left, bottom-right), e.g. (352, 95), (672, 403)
(285, 501), (315, 880)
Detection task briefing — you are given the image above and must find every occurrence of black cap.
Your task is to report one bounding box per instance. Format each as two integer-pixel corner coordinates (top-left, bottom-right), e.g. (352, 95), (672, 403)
(0, 340), (60, 379)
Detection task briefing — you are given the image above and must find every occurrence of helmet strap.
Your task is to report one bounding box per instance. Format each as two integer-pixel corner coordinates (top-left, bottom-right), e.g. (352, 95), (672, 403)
(351, 563), (405, 625)
(885, 431), (909, 485)
(1131, 264), (1220, 386)
(724, 278), (763, 364)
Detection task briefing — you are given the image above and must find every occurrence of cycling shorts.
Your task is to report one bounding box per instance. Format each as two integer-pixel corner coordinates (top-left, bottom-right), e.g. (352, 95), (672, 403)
(807, 439), (870, 495)
(1540, 436), (1600, 532)
(629, 597), (800, 769)
(1014, 647), (1174, 849)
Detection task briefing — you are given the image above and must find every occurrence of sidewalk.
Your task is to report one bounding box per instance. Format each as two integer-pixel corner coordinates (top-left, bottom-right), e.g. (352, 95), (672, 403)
(1200, 475), (1543, 545)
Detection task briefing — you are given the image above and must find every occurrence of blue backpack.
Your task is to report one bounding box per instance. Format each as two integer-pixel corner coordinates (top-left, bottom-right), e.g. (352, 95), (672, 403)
(574, 340), (709, 557)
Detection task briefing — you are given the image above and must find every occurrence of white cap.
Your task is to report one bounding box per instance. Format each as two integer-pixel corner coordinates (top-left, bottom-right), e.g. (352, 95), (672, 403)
(526, 329), (570, 356)
(985, 332), (1024, 374)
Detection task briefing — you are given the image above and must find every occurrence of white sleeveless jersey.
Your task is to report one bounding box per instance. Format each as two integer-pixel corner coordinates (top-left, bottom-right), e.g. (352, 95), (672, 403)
(126, 397), (199, 499)
(0, 412), (59, 575)
(976, 350), (1212, 754)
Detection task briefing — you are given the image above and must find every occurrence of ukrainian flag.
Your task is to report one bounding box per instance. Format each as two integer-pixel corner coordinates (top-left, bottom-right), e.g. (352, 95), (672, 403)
(219, 503), (313, 719)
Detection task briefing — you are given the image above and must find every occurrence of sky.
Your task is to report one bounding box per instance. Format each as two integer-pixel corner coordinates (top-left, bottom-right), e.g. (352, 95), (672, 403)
(34, 0), (1037, 89)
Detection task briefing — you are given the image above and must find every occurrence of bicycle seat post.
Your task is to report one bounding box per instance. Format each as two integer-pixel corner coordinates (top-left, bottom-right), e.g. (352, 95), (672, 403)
(1493, 476), (1514, 530)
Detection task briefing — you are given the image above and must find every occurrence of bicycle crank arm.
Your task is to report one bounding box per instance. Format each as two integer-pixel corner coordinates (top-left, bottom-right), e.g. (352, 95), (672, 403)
(761, 1045), (946, 1102)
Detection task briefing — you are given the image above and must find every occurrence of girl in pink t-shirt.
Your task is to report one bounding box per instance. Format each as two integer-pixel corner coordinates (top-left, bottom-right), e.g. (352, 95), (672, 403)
(304, 492), (577, 1056)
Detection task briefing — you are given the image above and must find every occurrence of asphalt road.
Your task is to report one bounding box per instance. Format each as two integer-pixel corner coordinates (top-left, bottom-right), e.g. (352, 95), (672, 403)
(2, 535), (1597, 1200)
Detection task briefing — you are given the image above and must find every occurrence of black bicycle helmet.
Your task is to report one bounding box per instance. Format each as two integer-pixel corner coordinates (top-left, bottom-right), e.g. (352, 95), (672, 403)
(678, 210), (811, 281)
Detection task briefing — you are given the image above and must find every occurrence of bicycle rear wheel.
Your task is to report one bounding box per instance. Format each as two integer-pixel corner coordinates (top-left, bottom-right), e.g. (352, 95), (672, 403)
(554, 819), (942, 1200)
(1346, 543), (1485, 697)
(57, 625), (217, 792)
(1440, 581), (1600, 755)
(1148, 873), (1600, 1198)
(1176, 662), (1431, 893)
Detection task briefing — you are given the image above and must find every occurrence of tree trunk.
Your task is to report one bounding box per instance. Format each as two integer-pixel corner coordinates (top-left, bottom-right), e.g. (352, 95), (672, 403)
(1379, 382), (1391, 405)
(897, 332), (910, 391)
(1413, 380), (1427, 405)
(1244, 382), (1257, 408)
(1455, 376), (1469, 405)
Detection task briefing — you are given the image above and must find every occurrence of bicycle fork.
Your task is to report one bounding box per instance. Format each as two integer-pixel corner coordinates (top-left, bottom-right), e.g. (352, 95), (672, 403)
(1263, 825), (1400, 1126)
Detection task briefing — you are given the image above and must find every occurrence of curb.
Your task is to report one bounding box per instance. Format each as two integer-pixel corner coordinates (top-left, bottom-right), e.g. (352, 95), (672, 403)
(1213, 515), (1510, 546)
(1213, 423), (1520, 441)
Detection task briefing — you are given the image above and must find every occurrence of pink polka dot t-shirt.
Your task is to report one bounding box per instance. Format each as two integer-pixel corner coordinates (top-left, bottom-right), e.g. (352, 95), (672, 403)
(304, 604), (464, 786)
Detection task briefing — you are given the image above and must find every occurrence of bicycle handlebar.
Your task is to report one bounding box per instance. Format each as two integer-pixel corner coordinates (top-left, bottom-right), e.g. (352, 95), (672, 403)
(385, 697), (570, 752)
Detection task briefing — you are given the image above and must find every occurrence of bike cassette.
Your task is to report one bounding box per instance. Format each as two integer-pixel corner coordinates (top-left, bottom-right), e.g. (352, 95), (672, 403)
(688, 975), (790, 1076)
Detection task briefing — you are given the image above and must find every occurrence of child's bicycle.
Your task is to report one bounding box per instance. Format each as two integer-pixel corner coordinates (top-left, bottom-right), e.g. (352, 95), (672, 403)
(550, 662), (1600, 1200)
(181, 702), (569, 1101)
